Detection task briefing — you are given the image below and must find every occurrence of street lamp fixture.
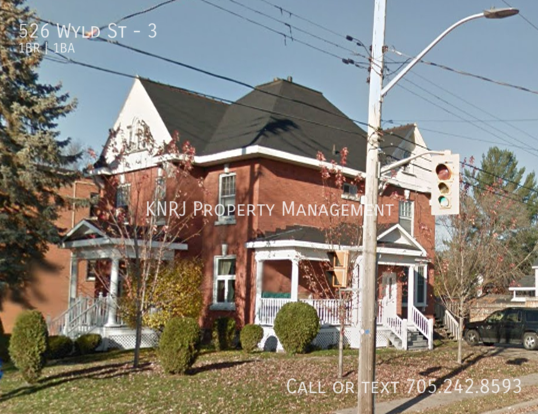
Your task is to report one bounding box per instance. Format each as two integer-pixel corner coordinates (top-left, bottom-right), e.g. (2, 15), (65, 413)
(484, 8), (519, 19)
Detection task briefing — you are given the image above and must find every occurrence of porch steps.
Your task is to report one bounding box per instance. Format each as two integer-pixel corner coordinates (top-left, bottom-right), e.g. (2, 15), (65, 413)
(434, 318), (456, 340)
(386, 329), (428, 351)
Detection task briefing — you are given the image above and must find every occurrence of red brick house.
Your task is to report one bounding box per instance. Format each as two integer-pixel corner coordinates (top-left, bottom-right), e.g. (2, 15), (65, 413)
(55, 77), (436, 350)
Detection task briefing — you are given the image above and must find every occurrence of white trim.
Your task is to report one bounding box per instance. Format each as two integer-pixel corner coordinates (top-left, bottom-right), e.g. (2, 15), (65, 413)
(64, 219), (107, 240)
(377, 223), (427, 256)
(216, 172), (237, 225)
(509, 287), (537, 291)
(212, 254), (237, 310)
(62, 236), (187, 251)
(93, 145), (430, 194)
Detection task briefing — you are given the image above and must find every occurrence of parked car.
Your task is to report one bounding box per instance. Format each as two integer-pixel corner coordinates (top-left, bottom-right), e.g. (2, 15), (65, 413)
(464, 307), (538, 350)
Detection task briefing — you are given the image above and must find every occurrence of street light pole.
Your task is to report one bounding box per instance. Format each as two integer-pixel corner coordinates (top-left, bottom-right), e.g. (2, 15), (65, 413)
(357, 3), (519, 413)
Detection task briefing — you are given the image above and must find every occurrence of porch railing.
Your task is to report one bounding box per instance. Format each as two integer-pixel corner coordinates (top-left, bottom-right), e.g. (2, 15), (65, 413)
(258, 298), (353, 326)
(410, 305), (434, 350)
(48, 294), (121, 338)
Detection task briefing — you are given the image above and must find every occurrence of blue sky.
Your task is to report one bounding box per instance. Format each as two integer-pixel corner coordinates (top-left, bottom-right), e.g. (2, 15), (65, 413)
(29, 0), (538, 175)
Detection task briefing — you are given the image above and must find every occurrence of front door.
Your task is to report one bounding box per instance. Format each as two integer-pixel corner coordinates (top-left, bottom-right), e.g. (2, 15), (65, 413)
(381, 273), (397, 319)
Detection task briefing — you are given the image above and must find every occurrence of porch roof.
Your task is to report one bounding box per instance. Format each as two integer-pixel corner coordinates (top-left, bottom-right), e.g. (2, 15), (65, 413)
(246, 224), (427, 259)
(61, 219), (187, 258)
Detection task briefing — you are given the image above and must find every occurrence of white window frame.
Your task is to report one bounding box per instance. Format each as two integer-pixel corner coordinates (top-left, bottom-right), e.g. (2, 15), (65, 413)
(399, 200), (414, 236)
(216, 173), (236, 225)
(116, 183), (131, 208)
(342, 182), (360, 201)
(211, 255), (236, 310)
(415, 265), (427, 307)
(155, 176), (166, 225)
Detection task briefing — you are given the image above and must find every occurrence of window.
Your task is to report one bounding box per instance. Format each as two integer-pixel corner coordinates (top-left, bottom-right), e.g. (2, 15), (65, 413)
(218, 173), (236, 221)
(399, 201), (414, 235)
(526, 311), (538, 322)
(505, 309), (522, 323)
(115, 184), (130, 208)
(213, 256), (236, 308)
(86, 260), (97, 281)
(416, 266), (427, 306)
(486, 311), (505, 324)
(155, 177), (166, 224)
(342, 183), (359, 200)
(89, 192), (100, 218)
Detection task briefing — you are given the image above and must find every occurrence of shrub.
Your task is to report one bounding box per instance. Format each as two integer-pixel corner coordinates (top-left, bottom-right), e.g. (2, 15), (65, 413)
(0, 334), (10, 363)
(47, 336), (73, 359)
(274, 302), (320, 354)
(240, 324), (263, 353)
(9, 310), (48, 383)
(212, 317), (236, 351)
(158, 317), (200, 374)
(121, 259), (204, 331)
(75, 334), (102, 355)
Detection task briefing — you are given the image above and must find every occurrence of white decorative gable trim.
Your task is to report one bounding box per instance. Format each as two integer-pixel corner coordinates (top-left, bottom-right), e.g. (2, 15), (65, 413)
(377, 224), (427, 256)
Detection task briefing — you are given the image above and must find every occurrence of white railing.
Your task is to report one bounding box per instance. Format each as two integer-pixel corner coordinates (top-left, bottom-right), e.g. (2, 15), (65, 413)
(258, 298), (353, 326)
(48, 294), (119, 338)
(386, 315), (408, 350)
(410, 306), (434, 350)
(443, 308), (460, 340)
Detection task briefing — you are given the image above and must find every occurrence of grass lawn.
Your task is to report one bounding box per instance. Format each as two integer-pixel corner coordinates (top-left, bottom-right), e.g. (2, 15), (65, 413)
(0, 341), (537, 414)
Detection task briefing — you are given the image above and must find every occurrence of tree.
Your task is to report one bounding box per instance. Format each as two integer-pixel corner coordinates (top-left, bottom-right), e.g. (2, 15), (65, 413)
(63, 138), (95, 172)
(93, 125), (204, 368)
(436, 163), (531, 364)
(471, 147), (538, 272)
(0, 0), (79, 301)
(121, 258), (203, 331)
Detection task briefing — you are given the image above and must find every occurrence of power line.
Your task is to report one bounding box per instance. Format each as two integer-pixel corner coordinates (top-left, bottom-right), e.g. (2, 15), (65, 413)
(98, 0), (180, 30)
(394, 82), (538, 158)
(389, 48), (538, 97)
(387, 118), (538, 123)
(223, 0), (360, 56)
(196, 0), (368, 67)
(502, 0), (538, 33)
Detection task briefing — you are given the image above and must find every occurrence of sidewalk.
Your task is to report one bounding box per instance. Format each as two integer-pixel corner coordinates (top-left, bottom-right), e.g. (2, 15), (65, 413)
(336, 373), (538, 414)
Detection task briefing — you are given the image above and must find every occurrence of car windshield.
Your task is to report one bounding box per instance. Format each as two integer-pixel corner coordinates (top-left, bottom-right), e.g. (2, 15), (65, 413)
(486, 311), (505, 323)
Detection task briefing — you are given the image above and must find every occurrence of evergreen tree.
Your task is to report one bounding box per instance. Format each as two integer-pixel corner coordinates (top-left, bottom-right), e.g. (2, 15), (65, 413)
(0, 0), (79, 300)
(468, 147), (538, 273)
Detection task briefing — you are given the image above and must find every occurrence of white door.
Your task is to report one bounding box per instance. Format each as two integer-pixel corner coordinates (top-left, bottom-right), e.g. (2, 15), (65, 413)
(382, 272), (397, 319)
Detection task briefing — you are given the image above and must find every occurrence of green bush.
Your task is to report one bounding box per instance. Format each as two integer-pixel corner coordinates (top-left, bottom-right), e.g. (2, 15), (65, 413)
(274, 302), (320, 354)
(9, 310), (49, 383)
(158, 317), (200, 374)
(0, 334), (10, 363)
(212, 317), (236, 351)
(240, 324), (263, 353)
(75, 334), (102, 355)
(0, 317), (8, 363)
(47, 336), (73, 359)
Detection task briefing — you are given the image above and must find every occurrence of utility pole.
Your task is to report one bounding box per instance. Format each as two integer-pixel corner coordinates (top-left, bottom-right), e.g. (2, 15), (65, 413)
(357, 3), (518, 412)
(358, 0), (386, 412)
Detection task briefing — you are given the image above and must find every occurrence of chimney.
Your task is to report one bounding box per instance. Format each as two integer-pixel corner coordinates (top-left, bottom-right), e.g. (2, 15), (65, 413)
(287, 76), (293, 82)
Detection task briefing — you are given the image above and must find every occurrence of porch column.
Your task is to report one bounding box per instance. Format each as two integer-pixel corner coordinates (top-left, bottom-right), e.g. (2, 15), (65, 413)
(254, 258), (264, 324)
(106, 257), (120, 327)
(290, 259), (299, 301)
(69, 253), (79, 306)
(408, 265), (415, 311)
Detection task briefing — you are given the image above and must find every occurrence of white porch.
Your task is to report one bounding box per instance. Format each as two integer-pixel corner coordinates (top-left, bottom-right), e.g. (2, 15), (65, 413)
(246, 224), (434, 351)
(50, 219), (186, 350)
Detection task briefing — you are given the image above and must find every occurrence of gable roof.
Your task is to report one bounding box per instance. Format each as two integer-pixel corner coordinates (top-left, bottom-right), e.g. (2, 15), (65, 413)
(139, 78), (229, 152)
(377, 223), (426, 254)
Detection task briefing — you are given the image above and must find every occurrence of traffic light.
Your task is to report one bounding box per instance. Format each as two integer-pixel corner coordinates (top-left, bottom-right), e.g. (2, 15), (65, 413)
(431, 153), (460, 215)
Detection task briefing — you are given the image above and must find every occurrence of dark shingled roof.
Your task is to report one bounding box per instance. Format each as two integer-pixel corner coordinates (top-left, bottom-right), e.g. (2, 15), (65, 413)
(514, 274), (536, 288)
(140, 78), (368, 169)
(139, 78), (228, 152)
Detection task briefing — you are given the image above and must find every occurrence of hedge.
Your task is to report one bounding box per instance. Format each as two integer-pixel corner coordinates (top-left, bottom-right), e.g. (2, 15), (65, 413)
(274, 302), (320, 354)
(47, 336), (74, 359)
(9, 310), (49, 383)
(75, 334), (102, 355)
(240, 324), (263, 353)
(158, 317), (200, 374)
(212, 317), (236, 351)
